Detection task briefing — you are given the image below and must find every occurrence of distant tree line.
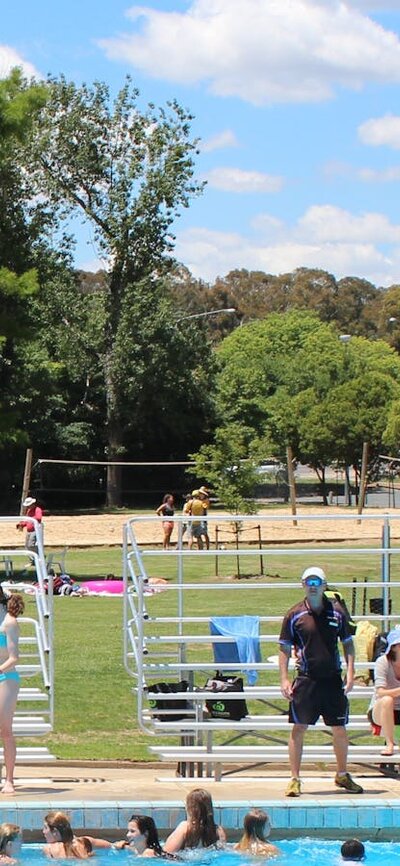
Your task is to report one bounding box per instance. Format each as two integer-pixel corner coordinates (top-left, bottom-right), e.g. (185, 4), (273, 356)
(2, 70), (400, 511)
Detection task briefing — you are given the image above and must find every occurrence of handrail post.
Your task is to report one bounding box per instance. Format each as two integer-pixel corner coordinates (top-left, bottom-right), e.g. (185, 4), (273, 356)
(382, 515), (391, 632)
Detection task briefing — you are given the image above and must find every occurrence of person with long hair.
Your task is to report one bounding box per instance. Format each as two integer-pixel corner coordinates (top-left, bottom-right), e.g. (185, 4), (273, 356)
(0, 823), (22, 864)
(163, 788), (226, 854)
(114, 815), (163, 856)
(43, 812), (109, 859)
(235, 809), (280, 858)
(156, 494), (175, 550)
(0, 589), (25, 794)
(368, 628), (400, 755)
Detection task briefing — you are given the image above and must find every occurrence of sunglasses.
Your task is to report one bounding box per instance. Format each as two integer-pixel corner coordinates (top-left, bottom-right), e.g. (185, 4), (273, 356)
(303, 576), (324, 587)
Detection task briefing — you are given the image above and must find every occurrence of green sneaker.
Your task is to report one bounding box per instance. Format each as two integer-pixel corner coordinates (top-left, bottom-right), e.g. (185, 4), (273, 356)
(285, 777), (301, 797)
(334, 772), (363, 794)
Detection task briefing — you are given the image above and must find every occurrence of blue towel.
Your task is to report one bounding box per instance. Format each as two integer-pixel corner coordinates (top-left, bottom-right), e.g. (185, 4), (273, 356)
(210, 615), (261, 685)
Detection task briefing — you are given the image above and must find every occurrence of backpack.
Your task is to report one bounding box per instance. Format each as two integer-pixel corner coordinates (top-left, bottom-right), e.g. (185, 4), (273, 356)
(369, 632), (389, 682)
(325, 587), (356, 635)
(354, 621), (379, 684)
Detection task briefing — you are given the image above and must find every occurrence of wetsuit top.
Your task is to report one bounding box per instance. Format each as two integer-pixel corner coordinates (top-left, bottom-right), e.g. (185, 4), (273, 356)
(279, 595), (353, 679)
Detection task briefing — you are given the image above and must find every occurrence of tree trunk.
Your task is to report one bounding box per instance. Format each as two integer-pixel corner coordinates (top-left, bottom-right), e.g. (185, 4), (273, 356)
(104, 341), (124, 508)
(106, 427), (122, 508)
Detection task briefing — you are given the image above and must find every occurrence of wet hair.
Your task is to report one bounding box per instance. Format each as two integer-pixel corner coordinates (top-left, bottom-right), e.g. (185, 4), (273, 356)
(129, 815), (162, 856)
(236, 809), (270, 850)
(7, 594), (24, 619)
(184, 788), (219, 848)
(341, 839), (365, 860)
(0, 823), (21, 854)
(45, 811), (74, 845)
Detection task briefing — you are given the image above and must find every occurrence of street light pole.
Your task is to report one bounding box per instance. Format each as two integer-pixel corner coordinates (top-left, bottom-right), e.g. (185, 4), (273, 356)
(339, 334), (352, 506)
(175, 307), (236, 323)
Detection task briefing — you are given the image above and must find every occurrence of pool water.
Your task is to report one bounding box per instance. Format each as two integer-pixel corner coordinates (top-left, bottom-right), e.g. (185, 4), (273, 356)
(19, 841), (400, 866)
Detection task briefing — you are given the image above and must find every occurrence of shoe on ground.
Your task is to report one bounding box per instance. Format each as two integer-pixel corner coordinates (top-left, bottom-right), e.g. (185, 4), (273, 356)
(334, 772), (363, 794)
(285, 777), (301, 797)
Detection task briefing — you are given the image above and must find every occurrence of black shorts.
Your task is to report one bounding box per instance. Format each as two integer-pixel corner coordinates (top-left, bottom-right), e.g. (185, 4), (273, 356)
(289, 674), (349, 727)
(367, 708), (400, 726)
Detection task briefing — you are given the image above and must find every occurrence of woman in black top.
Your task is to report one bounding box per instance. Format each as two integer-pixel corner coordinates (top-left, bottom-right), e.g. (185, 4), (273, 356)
(156, 494), (175, 549)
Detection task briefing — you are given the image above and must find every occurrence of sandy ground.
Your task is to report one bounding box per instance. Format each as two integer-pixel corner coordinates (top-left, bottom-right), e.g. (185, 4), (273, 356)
(1, 505), (400, 549)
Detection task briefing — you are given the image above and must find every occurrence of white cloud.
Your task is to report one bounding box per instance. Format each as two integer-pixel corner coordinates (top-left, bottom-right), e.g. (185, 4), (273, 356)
(357, 166), (400, 181)
(201, 130), (239, 153)
(174, 204), (400, 285)
(297, 204), (400, 243)
(358, 115), (400, 149)
(205, 167), (284, 193)
(0, 45), (39, 79)
(98, 0), (400, 105)
(323, 160), (400, 182)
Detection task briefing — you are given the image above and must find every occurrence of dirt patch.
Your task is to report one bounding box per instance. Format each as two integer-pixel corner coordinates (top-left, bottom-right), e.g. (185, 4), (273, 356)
(1, 505), (399, 549)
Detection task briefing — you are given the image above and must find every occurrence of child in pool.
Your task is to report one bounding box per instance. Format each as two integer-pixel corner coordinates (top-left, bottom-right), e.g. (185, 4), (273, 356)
(0, 824), (22, 865)
(235, 809), (280, 858)
(43, 811), (110, 859)
(341, 840), (365, 861)
(114, 815), (163, 857)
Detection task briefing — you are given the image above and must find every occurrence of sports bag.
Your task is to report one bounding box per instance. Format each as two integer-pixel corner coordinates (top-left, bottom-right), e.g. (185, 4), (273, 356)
(204, 673), (248, 720)
(147, 680), (190, 722)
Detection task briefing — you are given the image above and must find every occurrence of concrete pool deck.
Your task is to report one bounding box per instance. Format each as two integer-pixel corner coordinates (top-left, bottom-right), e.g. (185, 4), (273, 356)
(4, 763), (400, 838)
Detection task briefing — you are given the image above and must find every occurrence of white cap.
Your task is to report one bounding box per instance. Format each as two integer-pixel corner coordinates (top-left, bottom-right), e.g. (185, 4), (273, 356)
(301, 566), (327, 584)
(23, 497), (36, 507)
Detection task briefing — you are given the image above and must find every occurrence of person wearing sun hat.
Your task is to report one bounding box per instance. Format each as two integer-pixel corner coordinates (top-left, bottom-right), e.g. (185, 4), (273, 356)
(368, 626), (400, 757)
(279, 566), (363, 797)
(16, 496), (43, 559)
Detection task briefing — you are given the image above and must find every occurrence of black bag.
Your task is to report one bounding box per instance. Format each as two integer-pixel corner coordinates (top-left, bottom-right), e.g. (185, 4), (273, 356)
(369, 632), (389, 682)
(204, 673), (248, 721)
(147, 680), (190, 722)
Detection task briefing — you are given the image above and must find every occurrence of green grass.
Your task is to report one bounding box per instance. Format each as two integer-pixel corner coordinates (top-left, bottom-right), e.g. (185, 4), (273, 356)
(26, 543), (399, 761)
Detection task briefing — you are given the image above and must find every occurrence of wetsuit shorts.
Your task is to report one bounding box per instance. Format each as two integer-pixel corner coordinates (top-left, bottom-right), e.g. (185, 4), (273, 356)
(289, 674), (348, 726)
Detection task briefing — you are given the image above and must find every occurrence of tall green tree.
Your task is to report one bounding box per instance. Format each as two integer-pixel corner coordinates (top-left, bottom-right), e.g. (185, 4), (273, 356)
(0, 70), (47, 453)
(23, 76), (206, 504)
(207, 311), (400, 502)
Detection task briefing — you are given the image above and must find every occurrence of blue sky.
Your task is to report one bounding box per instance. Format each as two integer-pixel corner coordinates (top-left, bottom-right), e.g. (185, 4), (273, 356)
(3, 0), (400, 286)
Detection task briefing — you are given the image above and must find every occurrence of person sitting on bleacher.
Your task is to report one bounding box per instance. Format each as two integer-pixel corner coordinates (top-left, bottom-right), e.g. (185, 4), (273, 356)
(368, 627), (400, 757)
(279, 566), (364, 798)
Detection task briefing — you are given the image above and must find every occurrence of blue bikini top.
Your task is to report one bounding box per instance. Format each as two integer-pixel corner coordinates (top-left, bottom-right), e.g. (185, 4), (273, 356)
(0, 632), (7, 648)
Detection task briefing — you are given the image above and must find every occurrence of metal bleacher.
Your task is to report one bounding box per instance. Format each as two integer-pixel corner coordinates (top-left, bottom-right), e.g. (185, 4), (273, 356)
(0, 516), (54, 766)
(122, 512), (400, 781)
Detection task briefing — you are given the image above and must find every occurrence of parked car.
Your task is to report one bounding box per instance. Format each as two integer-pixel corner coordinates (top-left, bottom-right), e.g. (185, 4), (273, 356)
(256, 459), (287, 478)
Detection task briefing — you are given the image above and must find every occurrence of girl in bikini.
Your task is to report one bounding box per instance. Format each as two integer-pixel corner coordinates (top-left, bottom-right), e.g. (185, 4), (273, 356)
(0, 589), (25, 794)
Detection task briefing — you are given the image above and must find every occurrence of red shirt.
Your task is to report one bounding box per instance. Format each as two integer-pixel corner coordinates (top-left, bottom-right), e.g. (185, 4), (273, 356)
(20, 505), (43, 532)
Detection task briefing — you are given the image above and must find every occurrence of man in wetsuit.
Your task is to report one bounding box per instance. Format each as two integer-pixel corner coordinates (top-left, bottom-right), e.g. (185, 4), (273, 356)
(279, 566), (363, 797)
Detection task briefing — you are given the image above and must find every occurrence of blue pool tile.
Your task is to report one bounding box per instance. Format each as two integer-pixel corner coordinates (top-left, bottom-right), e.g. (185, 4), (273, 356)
(273, 808), (289, 829)
(375, 807), (393, 828)
(339, 808), (356, 828)
(358, 808), (379, 828)
(221, 809), (238, 829)
(18, 812), (43, 830)
(0, 810), (17, 824)
(151, 809), (171, 828)
(324, 808), (342, 828)
(289, 808), (307, 828)
(82, 808), (104, 829)
(306, 808), (324, 828)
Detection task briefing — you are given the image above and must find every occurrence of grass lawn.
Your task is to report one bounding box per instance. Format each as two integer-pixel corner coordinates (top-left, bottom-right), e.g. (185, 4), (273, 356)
(26, 543), (400, 761)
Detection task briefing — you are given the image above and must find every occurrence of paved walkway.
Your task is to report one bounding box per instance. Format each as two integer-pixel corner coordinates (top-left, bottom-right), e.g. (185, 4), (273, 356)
(10, 762), (400, 802)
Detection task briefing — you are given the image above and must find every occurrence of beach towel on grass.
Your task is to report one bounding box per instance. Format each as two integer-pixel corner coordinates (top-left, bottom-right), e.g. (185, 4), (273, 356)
(210, 615), (261, 685)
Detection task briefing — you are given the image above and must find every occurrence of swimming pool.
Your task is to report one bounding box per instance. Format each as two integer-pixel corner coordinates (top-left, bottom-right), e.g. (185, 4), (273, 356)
(18, 840), (400, 865)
